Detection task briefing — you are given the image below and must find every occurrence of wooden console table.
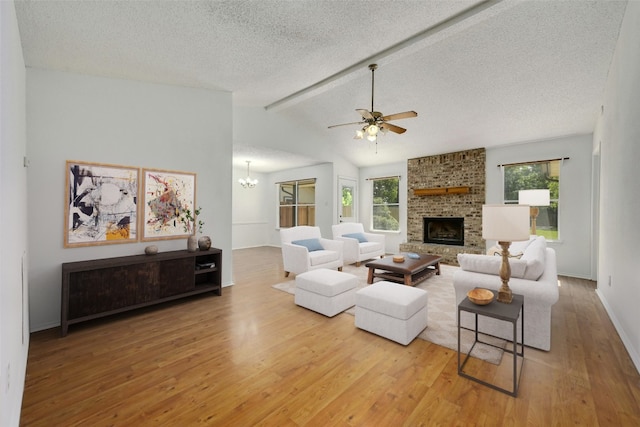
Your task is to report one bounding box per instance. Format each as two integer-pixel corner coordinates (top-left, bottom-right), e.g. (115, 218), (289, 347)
(61, 249), (222, 336)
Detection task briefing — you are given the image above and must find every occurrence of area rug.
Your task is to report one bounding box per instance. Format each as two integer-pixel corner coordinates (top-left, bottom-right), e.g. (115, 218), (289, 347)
(272, 264), (505, 365)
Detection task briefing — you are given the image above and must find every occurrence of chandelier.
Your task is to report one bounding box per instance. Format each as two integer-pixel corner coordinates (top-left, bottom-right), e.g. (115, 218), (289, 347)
(238, 160), (258, 188)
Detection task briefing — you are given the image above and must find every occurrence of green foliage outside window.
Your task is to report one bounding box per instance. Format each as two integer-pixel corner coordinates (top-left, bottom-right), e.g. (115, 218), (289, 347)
(504, 160), (560, 240)
(372, 177), (400, 231)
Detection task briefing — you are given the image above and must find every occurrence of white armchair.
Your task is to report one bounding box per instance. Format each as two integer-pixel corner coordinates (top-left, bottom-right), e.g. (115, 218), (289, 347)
(332, 223), (385, 266)
(280, 226), (344, 277)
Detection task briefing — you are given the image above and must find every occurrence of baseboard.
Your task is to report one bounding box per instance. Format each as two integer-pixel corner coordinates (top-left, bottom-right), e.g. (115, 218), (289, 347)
(596, 288), (640, 375)
(232, 244), (280, 250)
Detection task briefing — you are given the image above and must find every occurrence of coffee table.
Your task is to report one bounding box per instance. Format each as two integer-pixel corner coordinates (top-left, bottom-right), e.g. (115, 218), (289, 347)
(365, 253), (442, 286)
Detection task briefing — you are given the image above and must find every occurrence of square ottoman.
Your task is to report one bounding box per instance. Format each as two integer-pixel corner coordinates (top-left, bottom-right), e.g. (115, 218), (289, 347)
(295, 268), (358, 317)
(355, 281), (428, 345)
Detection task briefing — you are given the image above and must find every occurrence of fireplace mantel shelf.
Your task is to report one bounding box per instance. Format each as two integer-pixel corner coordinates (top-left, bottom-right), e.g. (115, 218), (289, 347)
(413, 186), (470, 196)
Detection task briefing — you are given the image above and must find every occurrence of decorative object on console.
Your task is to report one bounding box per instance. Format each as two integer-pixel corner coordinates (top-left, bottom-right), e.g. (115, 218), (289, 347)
(187, 236), (198, 252)
(482, 204), (530, 303)
(179, 206), (204, 252)
(142, 168), (196, 241)
(144, 245), (158, 255)
(64, 160), (139, 247)
(238, 160), (258, 188)
(198, 236), (212, 251)
(518, 189), (550, 235)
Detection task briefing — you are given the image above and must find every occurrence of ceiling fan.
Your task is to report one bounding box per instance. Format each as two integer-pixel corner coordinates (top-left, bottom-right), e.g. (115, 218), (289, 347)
(328, 63), (417, 142)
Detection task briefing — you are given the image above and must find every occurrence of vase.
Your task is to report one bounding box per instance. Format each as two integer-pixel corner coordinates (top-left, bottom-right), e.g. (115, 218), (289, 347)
(198, 235), (211, 251)
(187, 235), (198, 252)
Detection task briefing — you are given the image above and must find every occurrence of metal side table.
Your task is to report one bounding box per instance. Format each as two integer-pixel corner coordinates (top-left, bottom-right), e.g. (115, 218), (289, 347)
(457, 291), (524, 397)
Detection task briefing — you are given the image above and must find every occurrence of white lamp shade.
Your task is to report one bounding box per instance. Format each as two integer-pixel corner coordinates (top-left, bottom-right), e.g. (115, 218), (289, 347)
(518, 189), (550, 206)
(482, 204), (531, 242)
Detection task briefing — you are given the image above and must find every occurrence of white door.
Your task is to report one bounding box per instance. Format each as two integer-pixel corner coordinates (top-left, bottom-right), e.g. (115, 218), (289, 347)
(338, 177), (357, 223)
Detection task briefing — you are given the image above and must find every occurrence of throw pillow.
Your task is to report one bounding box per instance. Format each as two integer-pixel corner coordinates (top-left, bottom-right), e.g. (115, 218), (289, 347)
(291, 238), (324, 252)
(457, 253), (527, 278)
(509, 235), (535, 254)
(343, 232), (368, 243)
(520, 236), (547, 280)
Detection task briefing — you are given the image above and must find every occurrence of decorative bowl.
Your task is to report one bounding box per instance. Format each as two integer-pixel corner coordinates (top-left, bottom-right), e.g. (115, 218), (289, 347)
(392, 255), (405, 263)
(467, 288), (494, 305)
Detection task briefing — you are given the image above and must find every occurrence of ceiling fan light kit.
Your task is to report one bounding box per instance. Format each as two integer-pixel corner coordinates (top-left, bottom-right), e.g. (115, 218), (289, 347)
(329, 63), (417, 144)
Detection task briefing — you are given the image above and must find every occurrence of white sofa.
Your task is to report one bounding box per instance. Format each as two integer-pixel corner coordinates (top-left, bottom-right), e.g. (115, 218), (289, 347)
(280, 226), (344, 277)
(331, 223), (385, 266)
(453, 236), (559, 351)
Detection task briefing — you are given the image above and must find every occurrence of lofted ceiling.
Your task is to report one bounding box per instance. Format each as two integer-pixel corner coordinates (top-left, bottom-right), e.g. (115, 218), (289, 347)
(14, 0), (628, 173)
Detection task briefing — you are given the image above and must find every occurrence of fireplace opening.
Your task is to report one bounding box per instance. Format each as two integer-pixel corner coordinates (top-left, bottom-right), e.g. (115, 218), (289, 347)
(423, 217), (464, 246)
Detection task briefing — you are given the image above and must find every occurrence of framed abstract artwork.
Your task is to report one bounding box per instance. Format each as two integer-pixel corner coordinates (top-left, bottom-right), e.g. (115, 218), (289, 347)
(65, 161), (140, 247)
(142, 168), (197, 241)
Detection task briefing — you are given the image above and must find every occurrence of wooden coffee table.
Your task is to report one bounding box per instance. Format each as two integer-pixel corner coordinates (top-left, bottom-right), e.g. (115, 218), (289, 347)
(365, 253), (442, 286)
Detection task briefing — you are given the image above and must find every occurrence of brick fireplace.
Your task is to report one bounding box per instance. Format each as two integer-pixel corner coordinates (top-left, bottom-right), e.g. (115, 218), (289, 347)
(400, 148), (485, 265)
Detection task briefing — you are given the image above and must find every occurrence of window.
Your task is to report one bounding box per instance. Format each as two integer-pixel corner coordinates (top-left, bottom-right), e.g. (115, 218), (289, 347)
(278, 179), (316, 228)
(372, 177), (400, 231)
(503, 159), (560, 240)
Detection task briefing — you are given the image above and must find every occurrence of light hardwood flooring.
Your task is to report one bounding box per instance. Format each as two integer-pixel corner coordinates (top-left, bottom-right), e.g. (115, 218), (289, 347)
(21, 246), (640, 426)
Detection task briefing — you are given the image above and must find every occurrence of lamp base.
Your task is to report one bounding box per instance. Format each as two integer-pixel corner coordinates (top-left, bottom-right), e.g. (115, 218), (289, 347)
(497, 288), (513, 304)
(497, 241), (514, 304)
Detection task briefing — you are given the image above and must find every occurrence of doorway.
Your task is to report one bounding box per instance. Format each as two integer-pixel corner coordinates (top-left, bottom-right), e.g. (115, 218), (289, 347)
(338, 177), (357, 223)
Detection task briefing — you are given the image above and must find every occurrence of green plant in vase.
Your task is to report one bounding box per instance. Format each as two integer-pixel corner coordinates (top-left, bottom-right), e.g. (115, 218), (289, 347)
(180, 206), (204, 234)
(180, 206), (210, 251)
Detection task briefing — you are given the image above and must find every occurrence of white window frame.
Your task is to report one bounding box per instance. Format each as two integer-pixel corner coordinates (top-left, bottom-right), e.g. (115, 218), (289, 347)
(502, 159), (562, 241)
(277, 178), (316, 228)
(371, 176), (400, 232)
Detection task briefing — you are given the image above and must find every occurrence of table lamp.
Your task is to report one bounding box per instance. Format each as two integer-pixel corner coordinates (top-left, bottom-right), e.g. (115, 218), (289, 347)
(482, 204), (531, 303)
(518, 189), (550, 234)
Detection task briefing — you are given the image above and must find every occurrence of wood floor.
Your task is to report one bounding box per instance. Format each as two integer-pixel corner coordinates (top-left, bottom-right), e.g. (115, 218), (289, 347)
(21, 247), (640, 426)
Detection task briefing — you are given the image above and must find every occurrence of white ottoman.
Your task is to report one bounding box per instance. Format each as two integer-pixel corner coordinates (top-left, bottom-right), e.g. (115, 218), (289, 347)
(295, 269), (358, 317)
(355, 281), (428, 345)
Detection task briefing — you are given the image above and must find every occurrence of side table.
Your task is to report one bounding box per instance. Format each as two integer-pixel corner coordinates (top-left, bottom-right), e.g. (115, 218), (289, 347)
(457, 291), (524, 397)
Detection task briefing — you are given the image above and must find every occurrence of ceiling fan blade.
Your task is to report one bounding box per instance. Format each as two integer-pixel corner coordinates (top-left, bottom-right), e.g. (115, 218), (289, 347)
(381, 111), (418, 121)
(380, 122), (407, 134)
(356, 109), (374, 120)
(328, 121), (364, 129)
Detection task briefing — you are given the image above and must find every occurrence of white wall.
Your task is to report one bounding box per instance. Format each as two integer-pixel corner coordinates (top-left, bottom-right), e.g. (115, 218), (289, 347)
(486, 134), (594, 278)
(594, 1), (640, 373)
(232, 165), (269, 249)
(26, 69), (233, 332)
(358, 162), (408, 254)
(0, 3), (29, 425)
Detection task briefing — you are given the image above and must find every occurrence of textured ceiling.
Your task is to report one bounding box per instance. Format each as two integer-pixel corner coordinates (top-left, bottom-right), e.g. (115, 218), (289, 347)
(14, 0), (628, 172)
